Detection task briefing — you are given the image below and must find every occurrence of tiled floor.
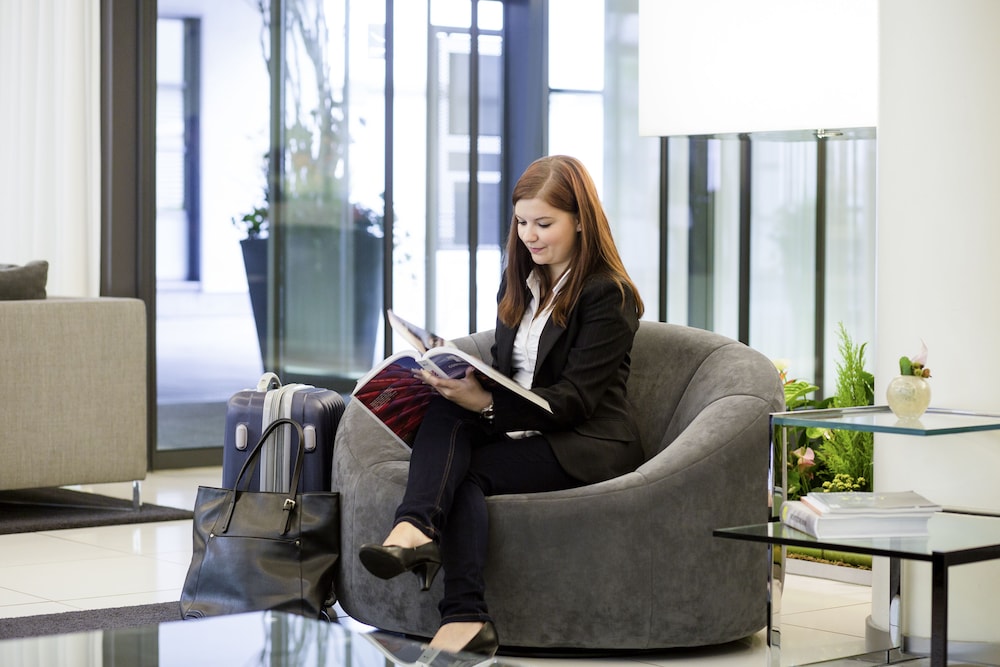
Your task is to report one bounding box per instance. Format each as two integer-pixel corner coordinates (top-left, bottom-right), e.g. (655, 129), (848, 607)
(0, 467), (874, 666)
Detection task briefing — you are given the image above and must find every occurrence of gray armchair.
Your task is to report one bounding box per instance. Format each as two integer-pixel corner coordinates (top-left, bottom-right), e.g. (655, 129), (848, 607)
(332, 321), (784, 650)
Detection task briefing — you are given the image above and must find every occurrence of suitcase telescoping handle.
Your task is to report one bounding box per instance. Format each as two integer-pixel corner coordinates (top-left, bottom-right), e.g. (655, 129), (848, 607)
(256, 372), (282, 392)
(223, 417), (306, 536)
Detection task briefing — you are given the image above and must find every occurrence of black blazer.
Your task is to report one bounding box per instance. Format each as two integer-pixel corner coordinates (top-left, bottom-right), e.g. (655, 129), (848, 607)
(487, 273), (644, 484)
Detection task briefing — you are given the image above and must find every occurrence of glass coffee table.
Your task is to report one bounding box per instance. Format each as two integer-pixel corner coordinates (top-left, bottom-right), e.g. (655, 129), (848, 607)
(724, 403), (1000, 667)
(0, 609), (507, 666)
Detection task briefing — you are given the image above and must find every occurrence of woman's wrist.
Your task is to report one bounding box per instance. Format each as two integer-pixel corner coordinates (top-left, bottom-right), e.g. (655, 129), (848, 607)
(479, 395), (495, 423)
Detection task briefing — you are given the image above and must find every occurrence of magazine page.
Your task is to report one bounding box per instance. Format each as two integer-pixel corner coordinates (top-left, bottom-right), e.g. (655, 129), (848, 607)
(386, 310), (450, 354)
(352, 324), (553, 445)
(423, 347), (551, 413)
(352, 351), (435, 446)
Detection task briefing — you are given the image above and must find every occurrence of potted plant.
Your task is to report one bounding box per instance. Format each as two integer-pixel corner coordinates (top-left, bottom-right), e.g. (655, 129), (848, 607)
(777, 322), (877, 577)
(233, 199), (269, 361)
(231, 0), (385, 383)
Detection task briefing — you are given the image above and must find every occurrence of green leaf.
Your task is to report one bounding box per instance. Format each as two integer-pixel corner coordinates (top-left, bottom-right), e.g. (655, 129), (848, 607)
(899, 355), (912, 376)
(805, 426), (831, 440)
(784, 380), (819, 407)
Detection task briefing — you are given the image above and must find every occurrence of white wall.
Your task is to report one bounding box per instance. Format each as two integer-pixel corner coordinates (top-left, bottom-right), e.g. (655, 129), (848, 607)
(874, 0), (1000, 644)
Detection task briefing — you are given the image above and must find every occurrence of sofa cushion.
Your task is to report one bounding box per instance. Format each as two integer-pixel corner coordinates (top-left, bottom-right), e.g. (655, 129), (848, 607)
(0, 260), (48, 300)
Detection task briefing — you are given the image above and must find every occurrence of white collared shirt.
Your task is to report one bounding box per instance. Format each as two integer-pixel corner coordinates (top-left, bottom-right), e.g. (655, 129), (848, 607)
(505, 270), (570, 439)
(511, 269), (571, 389)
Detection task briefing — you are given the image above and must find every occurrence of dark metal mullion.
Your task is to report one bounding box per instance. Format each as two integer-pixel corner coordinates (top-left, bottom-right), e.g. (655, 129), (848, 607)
(183, 19), (201, 283)
(658, 137), (669, 322)
(467, 0), (480, 334)
(814, 139), (827, 396)
(687, 138), (713, 330)
(425, 15), (438, 334)
(382, 0), (395, 358)
(738, 135), (751, 345)
(265, 0), (284, 374)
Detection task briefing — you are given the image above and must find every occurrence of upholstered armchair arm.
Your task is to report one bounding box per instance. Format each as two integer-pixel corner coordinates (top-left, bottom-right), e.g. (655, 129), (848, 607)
(0, 297), (147, 491)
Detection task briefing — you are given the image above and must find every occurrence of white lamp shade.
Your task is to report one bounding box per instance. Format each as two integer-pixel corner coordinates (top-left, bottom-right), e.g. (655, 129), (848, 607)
(639, 0), (878, 136)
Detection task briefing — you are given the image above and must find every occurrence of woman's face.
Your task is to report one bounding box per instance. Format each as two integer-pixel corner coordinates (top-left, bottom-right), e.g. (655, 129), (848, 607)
(514, 197), (580, 280)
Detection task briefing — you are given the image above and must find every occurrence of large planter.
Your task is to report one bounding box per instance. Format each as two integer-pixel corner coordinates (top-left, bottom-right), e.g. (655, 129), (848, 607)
(238, 227), (382, 388)
(240, 237), (268, 362)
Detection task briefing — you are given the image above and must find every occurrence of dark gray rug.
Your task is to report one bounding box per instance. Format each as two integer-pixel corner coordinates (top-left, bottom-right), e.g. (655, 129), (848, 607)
(0, 488), (193, 535)
(0, 601), (183, 640)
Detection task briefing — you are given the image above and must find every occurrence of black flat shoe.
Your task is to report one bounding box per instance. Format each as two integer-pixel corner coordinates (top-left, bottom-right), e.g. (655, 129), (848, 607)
(459, 621), (499, 658)
(359, 542), (442, 591)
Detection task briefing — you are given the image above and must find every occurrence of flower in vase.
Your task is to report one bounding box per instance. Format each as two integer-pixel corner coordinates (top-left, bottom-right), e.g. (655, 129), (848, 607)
(898, 340), (931, 378)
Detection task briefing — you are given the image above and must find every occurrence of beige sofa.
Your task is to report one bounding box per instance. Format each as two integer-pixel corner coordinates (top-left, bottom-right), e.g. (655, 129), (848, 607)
(0, 297), (147, 496)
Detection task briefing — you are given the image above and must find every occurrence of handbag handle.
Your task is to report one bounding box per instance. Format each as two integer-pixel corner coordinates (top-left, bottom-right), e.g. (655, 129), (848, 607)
(223, 417), (307, 536)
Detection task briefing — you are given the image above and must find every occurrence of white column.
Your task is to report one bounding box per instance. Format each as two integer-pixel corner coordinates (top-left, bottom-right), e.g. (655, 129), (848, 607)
(874, 0), (1000, 644)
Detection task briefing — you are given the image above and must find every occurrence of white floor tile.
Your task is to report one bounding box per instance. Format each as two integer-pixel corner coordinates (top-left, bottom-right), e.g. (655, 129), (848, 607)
(74, 466), (222, 511)
(41, 520), (193, 557)
(0, 554), (188, 603)
(0, 532), (123, 567)
(0, 588), (47, 608)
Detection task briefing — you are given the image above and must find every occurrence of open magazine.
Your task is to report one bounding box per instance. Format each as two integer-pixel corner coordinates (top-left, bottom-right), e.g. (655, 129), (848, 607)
(352, 310), (551, 445)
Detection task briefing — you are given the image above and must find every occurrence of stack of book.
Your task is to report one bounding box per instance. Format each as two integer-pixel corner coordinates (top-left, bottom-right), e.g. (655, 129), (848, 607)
(780, 490), (942, 539)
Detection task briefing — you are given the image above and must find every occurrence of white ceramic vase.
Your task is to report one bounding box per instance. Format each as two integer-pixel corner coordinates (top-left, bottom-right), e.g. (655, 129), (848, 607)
(885, 375), (931, 419)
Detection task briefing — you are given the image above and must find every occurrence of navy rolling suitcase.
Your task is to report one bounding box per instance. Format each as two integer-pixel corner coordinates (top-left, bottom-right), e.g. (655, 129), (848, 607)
(223, 372), (345, 492)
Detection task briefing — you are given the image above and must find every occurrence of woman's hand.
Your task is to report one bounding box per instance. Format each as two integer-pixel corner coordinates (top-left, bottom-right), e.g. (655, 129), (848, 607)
(419, 366), (493, 413)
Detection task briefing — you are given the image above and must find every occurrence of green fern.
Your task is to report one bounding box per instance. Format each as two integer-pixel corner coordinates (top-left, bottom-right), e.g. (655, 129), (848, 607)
(816, 323), (874, 489)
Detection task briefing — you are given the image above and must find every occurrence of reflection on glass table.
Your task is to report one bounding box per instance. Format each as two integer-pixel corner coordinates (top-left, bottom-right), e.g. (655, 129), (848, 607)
(0, 611), (506, 667)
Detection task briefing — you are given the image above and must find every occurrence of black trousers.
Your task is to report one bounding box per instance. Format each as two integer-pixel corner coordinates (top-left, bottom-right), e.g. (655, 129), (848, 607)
(394, 396), (580, 624)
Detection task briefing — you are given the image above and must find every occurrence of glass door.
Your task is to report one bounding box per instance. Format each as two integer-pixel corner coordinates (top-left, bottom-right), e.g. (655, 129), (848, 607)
(150, 0), (508, 467)
(268, 0), (387, 391)
(154, 0), (271, 464)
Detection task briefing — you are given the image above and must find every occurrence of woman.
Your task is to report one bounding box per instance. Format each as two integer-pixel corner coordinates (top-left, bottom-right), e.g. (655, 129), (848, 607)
(359, 155), (645, 657)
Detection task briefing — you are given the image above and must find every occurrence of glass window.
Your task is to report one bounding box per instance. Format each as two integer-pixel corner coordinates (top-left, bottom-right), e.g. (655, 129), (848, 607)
(548, 0), (604, 91)
(391, 0), (505, 344)
(547, 0), (660, 319)
(823, 137), (877, 394)
(749, 140), (818, 379)
(548, 92), (603, 180)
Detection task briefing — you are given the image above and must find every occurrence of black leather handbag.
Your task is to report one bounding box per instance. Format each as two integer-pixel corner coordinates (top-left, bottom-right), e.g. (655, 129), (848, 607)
(180, 418), (340, 620)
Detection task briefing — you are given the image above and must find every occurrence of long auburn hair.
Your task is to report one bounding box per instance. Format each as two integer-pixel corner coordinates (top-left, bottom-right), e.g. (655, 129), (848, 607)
(498, 155), (644, 328)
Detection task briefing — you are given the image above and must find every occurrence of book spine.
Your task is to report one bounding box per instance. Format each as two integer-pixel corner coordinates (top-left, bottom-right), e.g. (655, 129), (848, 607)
(781, 501), (820, 537)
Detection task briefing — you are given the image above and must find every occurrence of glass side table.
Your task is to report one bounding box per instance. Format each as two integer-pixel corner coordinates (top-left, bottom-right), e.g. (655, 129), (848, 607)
(757, 406), (1000, 667)
(716, 512), (1000, 667)
(771, 406), (1000, 517)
